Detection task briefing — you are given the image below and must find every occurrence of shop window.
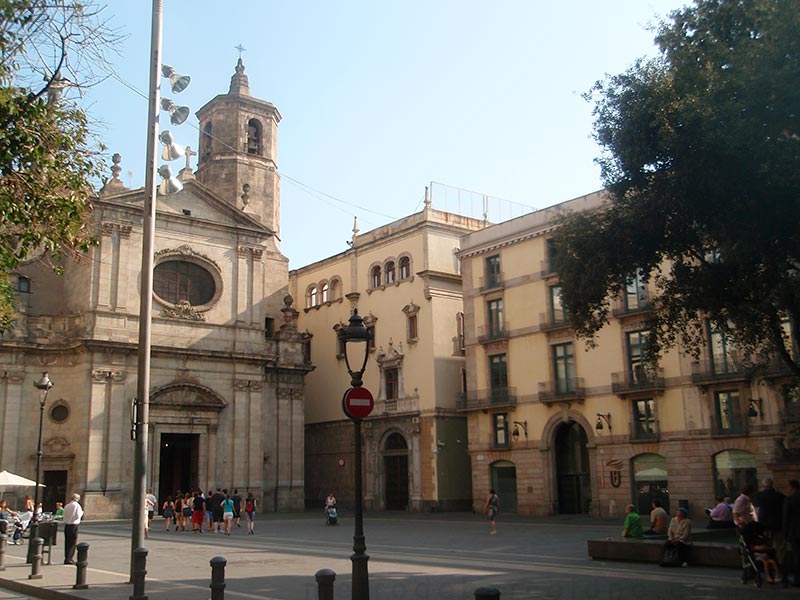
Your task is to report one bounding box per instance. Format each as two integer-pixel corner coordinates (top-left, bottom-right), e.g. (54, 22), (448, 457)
(713, 449), (757, 500)
(632, 453), (669, 515)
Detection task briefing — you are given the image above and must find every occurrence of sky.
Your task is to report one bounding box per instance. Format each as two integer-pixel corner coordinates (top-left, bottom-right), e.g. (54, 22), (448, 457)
(85, 0), (687, 269)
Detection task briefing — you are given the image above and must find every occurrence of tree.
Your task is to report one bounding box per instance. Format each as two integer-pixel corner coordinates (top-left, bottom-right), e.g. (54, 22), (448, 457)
(553, 0), (800, 377)
(0, 1), (120, 330)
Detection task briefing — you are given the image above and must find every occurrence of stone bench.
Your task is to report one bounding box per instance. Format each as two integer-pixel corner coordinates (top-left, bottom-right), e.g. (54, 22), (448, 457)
(587, 537), (741, 568)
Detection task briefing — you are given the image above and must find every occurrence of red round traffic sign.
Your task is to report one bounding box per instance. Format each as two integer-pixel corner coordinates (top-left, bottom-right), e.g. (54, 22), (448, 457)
(342, 386), (374, 420)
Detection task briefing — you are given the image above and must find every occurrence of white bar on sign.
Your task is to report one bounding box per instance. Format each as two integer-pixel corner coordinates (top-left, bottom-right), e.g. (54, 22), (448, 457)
(350, 399), (371, 406)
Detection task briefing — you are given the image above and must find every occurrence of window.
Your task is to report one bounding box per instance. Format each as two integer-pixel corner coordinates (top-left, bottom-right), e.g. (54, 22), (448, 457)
(370, 265), (382, 288)
(407, 314), (418, 340)
(385, 261), (396, 284)
(715, 389), (741, 433)
(329, 278), (341, 300)
(709, 324), (738, 374)
(487, 298), (504, 337)
(153, 260), (216, 306)
(321, 282), (329, 303)
(553, 342), (576, 394)
(632, 398), (657, 439)
(626, 330), (651, 382)
(308, 286), (318, 307)
(493, 413), (509, 448)
(302, 338), (312, 364)
(714, 449), (757, 500)
(485, 255), (501, 288)
(367, 325), (376, 351)
(625, 270), (648, 310)
(201, 122), (212, 157)
(264, 317), (274, 339)
(49, 404), (69, 423)
(16, 276), (30, 293)
(337, 334), (347, 357)
(632, 453), (669, 515)
(456, 312), (465, 353)
(550, 286), (564, 323)
(399, 256), (411, 279)
(247, 119), (262, 155)
(546, 238), (558, 273)
(489, 354), (508, 403)
(385, 367), (398, 400)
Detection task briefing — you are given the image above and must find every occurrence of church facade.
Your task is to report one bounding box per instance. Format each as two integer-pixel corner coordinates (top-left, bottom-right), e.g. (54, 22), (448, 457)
(0, 61), (309, 518)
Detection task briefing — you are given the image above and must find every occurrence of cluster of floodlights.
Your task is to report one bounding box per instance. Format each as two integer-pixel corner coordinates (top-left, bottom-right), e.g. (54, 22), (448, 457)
(157, 64), (191, 195)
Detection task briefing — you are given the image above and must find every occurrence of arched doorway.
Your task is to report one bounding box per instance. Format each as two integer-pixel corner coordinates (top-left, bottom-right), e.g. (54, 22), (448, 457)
(490, 460), (518, 513)
(554, 420), (591, 514)
(383, 432), (409, 510)
(632, 453), (669, 515)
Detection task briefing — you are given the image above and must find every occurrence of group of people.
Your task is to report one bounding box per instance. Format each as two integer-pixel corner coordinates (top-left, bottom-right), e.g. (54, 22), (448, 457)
(619, 477), (800, 584)
(145, 488), (258, 537)
(0, 494), (79, 565)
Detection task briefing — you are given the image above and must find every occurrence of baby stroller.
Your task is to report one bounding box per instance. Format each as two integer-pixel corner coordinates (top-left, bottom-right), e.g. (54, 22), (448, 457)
(738, 522), (786, 588)
(325, 504), (338, 526)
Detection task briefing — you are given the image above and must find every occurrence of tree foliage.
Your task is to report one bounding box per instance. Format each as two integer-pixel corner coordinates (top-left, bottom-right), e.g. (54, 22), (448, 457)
(0, 1), (120, 330)
(553, 0), (800, 376)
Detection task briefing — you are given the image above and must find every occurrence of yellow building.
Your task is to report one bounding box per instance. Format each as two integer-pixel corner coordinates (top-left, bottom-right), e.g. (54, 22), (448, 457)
(458, 191), (795, 517)
(290, 198), (485, 510)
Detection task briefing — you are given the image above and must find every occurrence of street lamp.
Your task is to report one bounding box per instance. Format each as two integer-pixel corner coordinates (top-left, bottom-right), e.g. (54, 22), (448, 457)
(338, 309), (372, 600)
(27, 371), (53, 563)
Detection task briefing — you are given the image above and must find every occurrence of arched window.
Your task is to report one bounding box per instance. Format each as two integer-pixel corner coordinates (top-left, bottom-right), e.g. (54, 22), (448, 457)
(321, 282), (329, 303)
(631, 453), (669, 514)
(306, 285), (318, 308)
(329, 278), (341, 300)
(385, 261), (396, 284)
(384, 432), (407, 450)
(16, 275), (30, 293)
(713, 449), (757, 500)
(201, 122), (213, 158)
(370, 265), (381, 288)
(247, 119), (262, 155)
(399, 256), (411, 279)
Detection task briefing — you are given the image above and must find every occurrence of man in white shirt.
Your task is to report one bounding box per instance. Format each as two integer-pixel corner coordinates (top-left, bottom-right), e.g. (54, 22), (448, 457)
(62, 494), (84, 564)
(145, 489), (157, 521)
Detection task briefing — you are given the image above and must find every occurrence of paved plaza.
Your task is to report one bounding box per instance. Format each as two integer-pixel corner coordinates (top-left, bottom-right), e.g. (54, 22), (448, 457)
(0, 512), (792, 600)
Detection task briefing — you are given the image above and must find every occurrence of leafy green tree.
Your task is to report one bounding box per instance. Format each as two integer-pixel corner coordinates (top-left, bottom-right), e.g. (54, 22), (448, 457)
(0, 1), (118, 330)
(553, 0), (800, 377)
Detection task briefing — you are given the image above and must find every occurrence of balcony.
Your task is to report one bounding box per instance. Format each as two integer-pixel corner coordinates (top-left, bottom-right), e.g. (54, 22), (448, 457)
(477, 322), (509, 343)
(538, 378), (585, 406)
(456, 387), (518, 411)
(539, 311), (570, 332)
(611, 367), (665, 396)
(479, 273), (505, 293)
(691, 356), (750, 386)
(611, 294), (652, 317)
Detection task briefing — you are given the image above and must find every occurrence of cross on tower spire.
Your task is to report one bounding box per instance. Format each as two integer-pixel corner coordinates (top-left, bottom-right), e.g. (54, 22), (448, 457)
(235, 44), (247, 60)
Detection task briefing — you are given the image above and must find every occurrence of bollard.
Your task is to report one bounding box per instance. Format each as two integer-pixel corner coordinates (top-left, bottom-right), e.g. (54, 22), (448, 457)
(28, 537), (43, 580)
(315, 568), (336, 600)
(0, 534), (5, 571)
(209, 556), (227, 600)
(73, 542), (89, 589)
(474, 586), (500, 600)
(129, 547), (148, 600)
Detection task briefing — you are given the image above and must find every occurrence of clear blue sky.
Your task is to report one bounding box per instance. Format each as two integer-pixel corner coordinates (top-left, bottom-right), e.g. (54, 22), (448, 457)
(89, 0), (685, 269)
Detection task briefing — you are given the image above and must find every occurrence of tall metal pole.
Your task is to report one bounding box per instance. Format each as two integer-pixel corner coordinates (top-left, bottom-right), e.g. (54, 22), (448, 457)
(351, 417), (369, 600)
(27, 373), (51, 564)
(131, 0), (162, 579)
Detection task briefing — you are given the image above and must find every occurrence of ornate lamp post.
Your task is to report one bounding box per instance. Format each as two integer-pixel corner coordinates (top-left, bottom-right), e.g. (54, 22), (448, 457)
(26, 371), (53, 563)
(338, 310), (372, 600)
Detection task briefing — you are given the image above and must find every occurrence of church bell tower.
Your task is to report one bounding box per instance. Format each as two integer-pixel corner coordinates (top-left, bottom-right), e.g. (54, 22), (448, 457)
(195, 59), (281, 236)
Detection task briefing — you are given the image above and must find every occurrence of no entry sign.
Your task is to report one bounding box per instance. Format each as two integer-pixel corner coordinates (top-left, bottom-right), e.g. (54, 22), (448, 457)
(342, 386), (374, 420)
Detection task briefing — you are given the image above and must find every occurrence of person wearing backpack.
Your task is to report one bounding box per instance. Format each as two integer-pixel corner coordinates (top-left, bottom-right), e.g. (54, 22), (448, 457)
(483, 489), (499, 535)
(244, 492), (257, 535)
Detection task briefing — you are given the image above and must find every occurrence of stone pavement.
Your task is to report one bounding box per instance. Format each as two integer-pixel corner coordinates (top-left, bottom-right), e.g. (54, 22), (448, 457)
(0, 513), (780, 600)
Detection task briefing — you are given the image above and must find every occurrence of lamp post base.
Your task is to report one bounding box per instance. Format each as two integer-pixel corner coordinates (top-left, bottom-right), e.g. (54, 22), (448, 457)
(350, 550), (370, 600)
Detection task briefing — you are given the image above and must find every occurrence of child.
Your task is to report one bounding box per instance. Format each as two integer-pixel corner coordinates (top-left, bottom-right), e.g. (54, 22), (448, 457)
(741, 521), (782, 583)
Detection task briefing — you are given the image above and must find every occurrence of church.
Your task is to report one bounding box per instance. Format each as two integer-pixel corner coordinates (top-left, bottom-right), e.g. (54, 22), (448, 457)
(0, 61), (310, 518)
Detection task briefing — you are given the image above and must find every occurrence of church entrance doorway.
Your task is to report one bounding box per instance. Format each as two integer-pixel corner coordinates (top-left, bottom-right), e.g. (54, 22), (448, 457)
(383, 432), (409, 510)
(42, 470), (67, 513)
(158, 433), (199, 512)
(554, 421), (591, 514)
(490, 460), (518, 513)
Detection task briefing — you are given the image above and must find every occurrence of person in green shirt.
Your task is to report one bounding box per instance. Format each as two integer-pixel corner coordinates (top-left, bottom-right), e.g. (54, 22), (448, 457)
(622, 503), (644, 538)
(53, 502), (64, 521)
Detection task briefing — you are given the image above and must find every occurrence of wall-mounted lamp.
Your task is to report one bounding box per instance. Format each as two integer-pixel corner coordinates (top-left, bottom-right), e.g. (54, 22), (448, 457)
(595, 413), (612, 433)
(748, 398), (763, 419)
(511, 420), (528, 441)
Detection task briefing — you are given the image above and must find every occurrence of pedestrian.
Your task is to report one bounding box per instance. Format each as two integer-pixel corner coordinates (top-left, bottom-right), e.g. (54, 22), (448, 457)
(192, 490), (206, 533)
(145, 488), (157, 522)
(62, 493), (84, 564)
(645, 499), (668, 535)
(705, 497), (734, 529)
(244, 491), (257, 535)
(621, 504), (644, 538)
(783, 479), (800, 587)
(733, 483), (757, 526)
(222, 494), (235, 535)
(23, 495), (34, 514)
(661, 506), (692, 568)
(754, 477), (785, 564)
(206, 489), (215, 533)
(182, 492), (192, 531)
(232, 489), (243, 529)
(173, 493), (183, 531)
(162, 496), (175, 531)
(483, 488), (499, 535)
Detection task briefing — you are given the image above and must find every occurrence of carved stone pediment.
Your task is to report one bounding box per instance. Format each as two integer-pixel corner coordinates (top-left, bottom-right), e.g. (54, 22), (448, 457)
(150, 383), (227, 412)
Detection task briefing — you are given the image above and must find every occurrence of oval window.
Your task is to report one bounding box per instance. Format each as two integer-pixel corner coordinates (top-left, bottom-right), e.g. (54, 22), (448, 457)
(153, 260), (216, 306)
(50, 404), (69, 423)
